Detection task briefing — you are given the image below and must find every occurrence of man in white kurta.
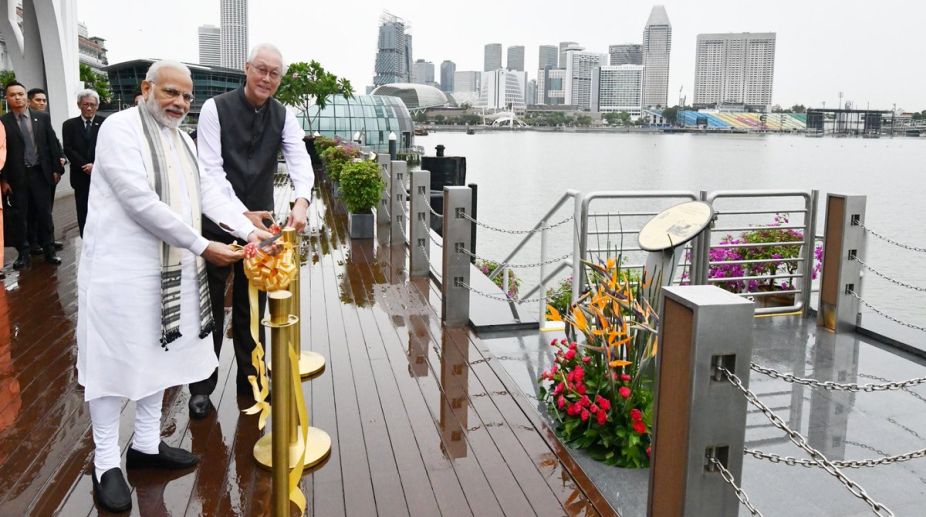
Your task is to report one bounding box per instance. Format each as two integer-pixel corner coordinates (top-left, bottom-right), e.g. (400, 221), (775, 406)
(76, 60), (264, 513)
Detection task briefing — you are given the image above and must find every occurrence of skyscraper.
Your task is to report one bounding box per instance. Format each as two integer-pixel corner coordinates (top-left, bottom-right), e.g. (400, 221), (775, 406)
(558, 41), (578, 68)
(538, 45), (558, 69)
(484, 43), (502, 71)
(440, 60), (456, 92)
(411, 59), (435, 84)
(373, 12), (410, 86)
(220, 0), (247, 69)
(564, 48), (606, 111)
(641, 5), (671, 108)
(693, 32), (776, 111)
(198, 25), (221, 67)
(591, 65), (644, 115)
(609, 44), (642, 66)
(506, 45), (525, 71)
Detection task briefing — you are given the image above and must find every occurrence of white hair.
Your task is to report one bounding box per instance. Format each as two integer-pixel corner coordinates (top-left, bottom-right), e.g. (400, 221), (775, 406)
(246, 43), (285, 68)
(145, 60), (192, 82)
(76, 89), (100, 104)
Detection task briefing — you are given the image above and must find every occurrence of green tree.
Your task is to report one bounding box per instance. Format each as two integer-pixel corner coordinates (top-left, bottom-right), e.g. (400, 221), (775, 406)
(790, 104), (806, 113)
(661, 105), (680, 125)
(79, 63), (112, 103)
(275, 61), (353, 132)
(0, 69), (15, 88)
(433, 114), (445, 124)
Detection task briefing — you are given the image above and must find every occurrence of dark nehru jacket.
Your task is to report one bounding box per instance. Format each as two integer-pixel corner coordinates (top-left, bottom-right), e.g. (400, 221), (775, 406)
(202, 88), (285, 238)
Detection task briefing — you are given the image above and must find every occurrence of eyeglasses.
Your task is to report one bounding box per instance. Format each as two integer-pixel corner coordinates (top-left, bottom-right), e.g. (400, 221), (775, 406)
(150, 82), (195, 103)
(249, 64), (282, 81)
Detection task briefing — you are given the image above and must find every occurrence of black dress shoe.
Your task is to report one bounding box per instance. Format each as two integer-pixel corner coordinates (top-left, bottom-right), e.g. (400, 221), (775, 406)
(127, 441), (198, 470)
(12, 254), (31, 269)
(188, 394), (214, 419)
(30, 245), (44, 256)
(54, 240), (64, 250)
(92, 467), (132, 513)
(44, 253), (62, 265)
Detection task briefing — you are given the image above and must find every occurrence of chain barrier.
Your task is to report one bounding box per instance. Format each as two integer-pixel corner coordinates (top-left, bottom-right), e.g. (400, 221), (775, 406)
(707, 457), (764, 516)
(860, 222), (926, 253)
(859, 373), (926, 404)
(459, 248), (572, 269)
(427, 203), (444, 219)
(718, 366), (895, 516)
(854, 256), (926, 293)
(750, 363), (926, 392)
(744, 447), (926, 469)
(460, 213), (574, 235)
(459, 281), (547, 305)
(428, 232), (443, 248)
(848, 290), (926, 333)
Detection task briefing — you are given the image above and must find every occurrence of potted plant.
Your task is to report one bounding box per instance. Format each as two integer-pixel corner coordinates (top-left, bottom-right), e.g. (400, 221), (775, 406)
(319, 141), (361, 198)
(339, 159), (385, 239)
(538, 257), (660, 468)
(476, 259), (521, 299)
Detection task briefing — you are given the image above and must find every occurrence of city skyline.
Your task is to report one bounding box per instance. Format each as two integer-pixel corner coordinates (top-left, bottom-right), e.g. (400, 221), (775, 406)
(75, 0), (926, 110)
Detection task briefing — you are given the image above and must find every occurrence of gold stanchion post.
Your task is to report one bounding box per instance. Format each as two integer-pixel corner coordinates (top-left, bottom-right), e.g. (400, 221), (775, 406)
(281, 227), (325, 378)
(268, 291), (294, 516)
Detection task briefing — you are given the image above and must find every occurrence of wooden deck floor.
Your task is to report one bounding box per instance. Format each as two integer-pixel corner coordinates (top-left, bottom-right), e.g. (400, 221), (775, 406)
(0, 182), (615, 516)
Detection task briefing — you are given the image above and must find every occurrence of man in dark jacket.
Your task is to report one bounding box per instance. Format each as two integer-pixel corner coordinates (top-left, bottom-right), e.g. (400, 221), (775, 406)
(27, 87), (65, 252)
(62, 89), (105, 236)
(0, 81), (65, 268)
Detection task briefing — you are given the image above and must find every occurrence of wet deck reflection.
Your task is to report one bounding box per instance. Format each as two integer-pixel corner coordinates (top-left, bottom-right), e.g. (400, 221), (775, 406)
(0, 184), (614, 516)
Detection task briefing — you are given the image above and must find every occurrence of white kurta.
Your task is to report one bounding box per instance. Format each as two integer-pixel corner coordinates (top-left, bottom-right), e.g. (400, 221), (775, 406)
(77, 107), (256, 402)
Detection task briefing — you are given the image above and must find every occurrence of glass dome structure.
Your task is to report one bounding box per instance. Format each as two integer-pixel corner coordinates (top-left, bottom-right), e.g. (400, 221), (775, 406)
(298, 95), (415, 152)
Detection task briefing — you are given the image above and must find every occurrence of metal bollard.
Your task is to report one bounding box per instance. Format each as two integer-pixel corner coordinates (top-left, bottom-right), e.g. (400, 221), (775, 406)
(390, 160), (408, 245)
(267, 290), (295, 516)
(818, 194), (866, 332)
(441, 186), (472, 326)
(376, 154), (391, 227)
(648, 286), (754, 517)
(409, 169), (431, 277)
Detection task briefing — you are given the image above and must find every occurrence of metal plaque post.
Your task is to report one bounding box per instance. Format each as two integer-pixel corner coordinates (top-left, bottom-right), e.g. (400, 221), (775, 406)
(818, 194), (867, 332)
(390, 160), (408, 245)
(409, 169), (431, 277)
(441, 186), (472, 326)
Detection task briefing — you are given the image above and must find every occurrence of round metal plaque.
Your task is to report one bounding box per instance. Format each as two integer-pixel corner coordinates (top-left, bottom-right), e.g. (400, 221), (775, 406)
(638, 201), (714, 252)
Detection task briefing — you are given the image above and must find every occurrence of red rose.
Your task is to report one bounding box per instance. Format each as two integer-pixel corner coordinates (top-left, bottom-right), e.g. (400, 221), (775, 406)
(573, 366), (585, 383)
(567, 402), (581, 416)
(621, 374), (632, 382)
(564, 349), (576, 360)
(595, 395), (611, 411)
(589, 404), (599, 414)
(550, 339), (558, 347)
(557, 395), (566, 409)
(646, 447), (652, 457)
(566, 371), (575, 383)
(619, 387), (631, 399)
(579, 395), (591, 407)
(596, 410), (607, 426)
(632, 420), (647, 435)
(576, 383), (587, 395)
(582, 356), (591, 363)
(560, 338), (569, 345)
(630, 408), (642, 421)
(569, 342), (577, 350)
(580, 409), (590, 422)
(553, 382), (565, 396)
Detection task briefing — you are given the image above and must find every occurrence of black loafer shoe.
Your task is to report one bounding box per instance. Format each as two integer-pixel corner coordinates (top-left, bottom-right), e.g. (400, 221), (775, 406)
(45, 253), (62, 265)
(126, 441), (198, 470)
(54, 240), (64, 250)
(12, 255), (31, 270)
(92, 467), (132, 513)
(188, 394), (214, 420)
(30, 245), (44, 256)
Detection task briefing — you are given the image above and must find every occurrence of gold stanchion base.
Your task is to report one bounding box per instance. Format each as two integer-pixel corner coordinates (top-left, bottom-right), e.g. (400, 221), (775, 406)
(253, 426), (332, 471)
(267, 351), (326, 379)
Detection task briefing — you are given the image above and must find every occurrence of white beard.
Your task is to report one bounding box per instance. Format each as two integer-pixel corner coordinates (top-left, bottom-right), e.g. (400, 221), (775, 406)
(144, 95), (185, 129)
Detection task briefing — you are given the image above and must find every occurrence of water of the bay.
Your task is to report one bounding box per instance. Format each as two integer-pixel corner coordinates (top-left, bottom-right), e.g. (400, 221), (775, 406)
(418, 131), (926, 333)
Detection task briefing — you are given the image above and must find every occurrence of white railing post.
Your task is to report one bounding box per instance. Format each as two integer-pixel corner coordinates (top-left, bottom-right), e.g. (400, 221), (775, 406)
(390, 160), (408, 245)
(538, 223), (549, 328)
(818, 194), (867, 332)
(376, 154), (391, 227)
(409, 169), (431, 277)
(442, 186), (472, 326)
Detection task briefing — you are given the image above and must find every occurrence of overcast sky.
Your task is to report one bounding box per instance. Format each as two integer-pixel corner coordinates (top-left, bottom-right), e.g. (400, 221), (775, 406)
(78, 0), (923, 110)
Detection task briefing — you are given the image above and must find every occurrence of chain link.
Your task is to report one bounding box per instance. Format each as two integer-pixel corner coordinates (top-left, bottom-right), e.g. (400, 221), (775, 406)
(459, 248), (572, 269)
(428, 232), (443, 248)
(848, 290), (926, 333)
(719, 367), (895, 517)
(854, 256), (926, 293)
(860, 222), (926, 253)
(707, 457), (764, 516)
(427, 203), (444, 219)
(744, 447), (926, 469)
(461, 213), (574, 235)
(459, 281), (547, 304)
(750, 363), (926, 392)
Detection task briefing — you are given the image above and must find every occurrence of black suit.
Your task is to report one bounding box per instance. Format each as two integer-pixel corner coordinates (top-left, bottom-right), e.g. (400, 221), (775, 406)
(62, 115), (105, 236)
(0, 109), (64, 252)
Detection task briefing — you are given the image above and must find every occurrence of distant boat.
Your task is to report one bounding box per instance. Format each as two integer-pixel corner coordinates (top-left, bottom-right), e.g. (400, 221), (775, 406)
(414, 127), (429, 136)
(466, 127), (476, 135)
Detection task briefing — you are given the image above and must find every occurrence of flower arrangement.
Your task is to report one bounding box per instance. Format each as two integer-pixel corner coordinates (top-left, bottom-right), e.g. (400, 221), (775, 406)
(545, 276), (573, 317)
(539, 258), (659, 468)
(319, 141), (361, 183)
(476, 259), (521, 299)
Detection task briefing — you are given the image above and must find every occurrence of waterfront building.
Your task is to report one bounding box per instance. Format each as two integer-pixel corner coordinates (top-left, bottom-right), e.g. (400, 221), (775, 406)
(440, 60), (456, 93)
(538, 45), (558, 69)
(220, 0), (247, 70)
(478, 69), (528, 111)
(374, 12), (411, 86)
(642, 5), (671, 108)
(609, 43), (642, 66)
(558, 41), (578, 68)
(77, 22), (108, 74)
(484, 43), (502, 71)
(526, 78), (537, 106)
(590, 64), (644, 116)
(370, 83), (449, 111)
(537, 67), (566, 106)
(693, 32), (776, 112)
(198, 24), (221, 67)
(106, 59), (244, 118)
(506, 45), (525, 71)
(452, 70), (481, 106)
(411, 58), (434, 85)
(564, 48), (606, 111)
(303, 94), (414, 151)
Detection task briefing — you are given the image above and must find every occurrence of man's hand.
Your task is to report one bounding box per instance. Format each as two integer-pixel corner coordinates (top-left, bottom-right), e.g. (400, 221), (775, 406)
(82, 163), (93, 175)
(53, 173), (61, 185)
(1, 180), (11, 196)
(247, 228), (274, 244)
(286, 198), (309, 233)
(60, 157), (66, 167)
(201, 242), (244, 266)
(244, 210), (273, 231)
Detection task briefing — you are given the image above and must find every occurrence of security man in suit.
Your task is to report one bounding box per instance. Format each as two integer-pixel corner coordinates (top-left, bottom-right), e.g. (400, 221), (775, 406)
(27, 87), (66, 252)
(0, 81), (65, 268)
(62, 89), (105, 236)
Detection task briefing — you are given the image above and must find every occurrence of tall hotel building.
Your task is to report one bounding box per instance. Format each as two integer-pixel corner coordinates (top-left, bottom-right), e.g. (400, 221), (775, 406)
(641, 5), (671, 108)
(591, 65), (644, 116)
(693, 32), (776, 112)
(220, 0), (247, 69)
(484, 43), (502, 71)
(374, 12), (411, 86)
(563, 48), (607, 111)
(198, 25), (221, 67)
